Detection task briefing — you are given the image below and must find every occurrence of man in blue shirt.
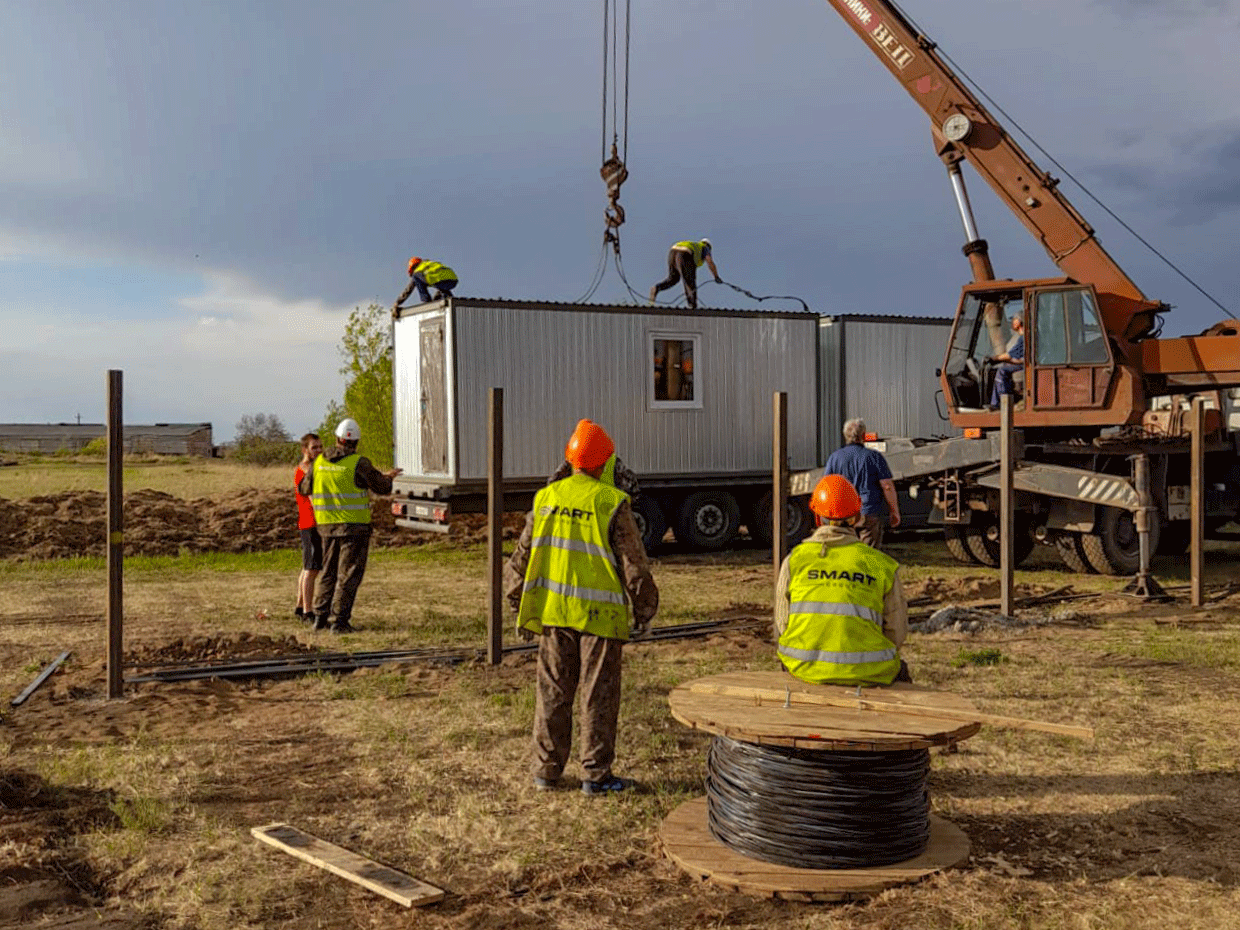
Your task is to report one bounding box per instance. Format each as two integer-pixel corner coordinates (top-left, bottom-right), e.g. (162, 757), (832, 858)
(823, 418), (901, 550)
(988, 314), (1025, 408)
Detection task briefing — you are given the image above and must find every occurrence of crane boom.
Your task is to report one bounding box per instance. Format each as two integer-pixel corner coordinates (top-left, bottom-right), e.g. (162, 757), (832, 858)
(822, 0), (1164, 343)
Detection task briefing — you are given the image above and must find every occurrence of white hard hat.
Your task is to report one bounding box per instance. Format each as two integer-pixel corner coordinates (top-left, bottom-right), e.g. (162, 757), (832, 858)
(700, 238), (711, 247)
(335, 418), (361, 441)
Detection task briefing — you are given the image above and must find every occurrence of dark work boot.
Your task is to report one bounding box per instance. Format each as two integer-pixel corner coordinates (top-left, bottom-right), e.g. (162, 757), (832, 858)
(312, 615), (331, 632)
(330, 620), (357, 635)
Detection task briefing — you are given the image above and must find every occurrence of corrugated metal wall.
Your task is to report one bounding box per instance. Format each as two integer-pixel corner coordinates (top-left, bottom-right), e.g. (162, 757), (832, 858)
(396, 300), (820, 482)
(818, 315), (956, 457)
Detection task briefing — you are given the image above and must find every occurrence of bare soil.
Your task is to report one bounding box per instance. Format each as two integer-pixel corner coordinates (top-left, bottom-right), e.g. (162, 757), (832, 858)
(0, 489), (523, 561)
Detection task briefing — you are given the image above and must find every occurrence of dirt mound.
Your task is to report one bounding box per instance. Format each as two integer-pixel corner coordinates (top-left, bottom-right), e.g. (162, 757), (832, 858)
(0, 489), (525, 561)
(126, 633), (319, 667)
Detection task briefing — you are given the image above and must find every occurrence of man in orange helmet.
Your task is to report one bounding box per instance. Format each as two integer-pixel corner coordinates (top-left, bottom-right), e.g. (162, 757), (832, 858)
(393, 256), (458, 308)
(504, 419), (659, 795)
(774, 474), (910, 686)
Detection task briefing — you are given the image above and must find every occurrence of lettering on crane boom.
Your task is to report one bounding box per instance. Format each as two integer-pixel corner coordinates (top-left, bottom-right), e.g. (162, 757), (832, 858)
(840, 1), (916, 71)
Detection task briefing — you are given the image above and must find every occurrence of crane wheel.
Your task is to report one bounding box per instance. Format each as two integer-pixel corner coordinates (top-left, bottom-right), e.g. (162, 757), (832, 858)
(943, 525), (981, 564)
(1054, 534), (1097, 574)
(961, 518), (1035, 567)
(1080, 506), (1161, 575)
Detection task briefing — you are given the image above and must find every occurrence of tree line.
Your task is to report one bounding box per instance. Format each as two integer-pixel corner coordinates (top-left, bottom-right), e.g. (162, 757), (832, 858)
(234, 303), (394, 469)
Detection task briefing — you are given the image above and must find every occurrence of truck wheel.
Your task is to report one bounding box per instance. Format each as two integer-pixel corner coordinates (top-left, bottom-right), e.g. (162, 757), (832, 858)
(943, 525), (980, 564)
(962, 519), (1035, 567)
(749, 492), (813, 547)
(1080, 506), (1161, 575)
(1054, 534), (1097, 574)
(677, 491), (741, 550)
(630, 495), (668, 553)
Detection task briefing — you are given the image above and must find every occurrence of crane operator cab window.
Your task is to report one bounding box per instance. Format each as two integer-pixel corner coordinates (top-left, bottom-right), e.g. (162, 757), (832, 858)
(941, 291), (1024, 411)
(1028, 287), (1113, 409)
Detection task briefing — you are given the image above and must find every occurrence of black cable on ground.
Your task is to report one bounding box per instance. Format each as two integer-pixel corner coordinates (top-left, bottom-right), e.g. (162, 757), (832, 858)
(706, 735), (930, 869)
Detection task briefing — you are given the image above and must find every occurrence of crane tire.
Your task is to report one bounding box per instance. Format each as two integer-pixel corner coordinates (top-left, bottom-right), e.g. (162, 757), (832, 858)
(943, 525), (980, 564)
(962, 519), (1035, 568)
(1054, 534), (1097, 574)
(1080, 506), (1161, 575)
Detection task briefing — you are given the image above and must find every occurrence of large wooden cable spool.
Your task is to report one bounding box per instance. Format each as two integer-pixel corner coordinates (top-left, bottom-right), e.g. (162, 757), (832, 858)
(659, 670), (982, 900)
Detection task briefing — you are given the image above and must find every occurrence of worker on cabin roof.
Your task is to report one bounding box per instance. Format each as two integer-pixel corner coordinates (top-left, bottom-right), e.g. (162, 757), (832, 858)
(504, 419), (659, 796)
(649, 239), (720, 310)
(393, 256), (458, 310)
(824, 418), (901, 551)
(774, 474), (910, 687)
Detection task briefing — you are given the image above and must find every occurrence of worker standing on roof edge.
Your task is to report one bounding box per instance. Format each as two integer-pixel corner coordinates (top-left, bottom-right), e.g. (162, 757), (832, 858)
(649, 239), (720, 309)
(824, 417), (901, 550)
(393, 256), (458, 309)
(775, 474), (911, 686)
(504, 419), (659, 795)
(298, 418), (402, 634)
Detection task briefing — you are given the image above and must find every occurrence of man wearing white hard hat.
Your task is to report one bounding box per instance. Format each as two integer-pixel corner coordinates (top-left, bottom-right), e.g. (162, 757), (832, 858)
(297, 418), (402, 634)
(648, 238), (720, 309)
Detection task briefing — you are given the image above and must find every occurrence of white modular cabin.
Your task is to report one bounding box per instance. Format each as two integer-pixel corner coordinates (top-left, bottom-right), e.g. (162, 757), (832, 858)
(392, 296), (821, 547)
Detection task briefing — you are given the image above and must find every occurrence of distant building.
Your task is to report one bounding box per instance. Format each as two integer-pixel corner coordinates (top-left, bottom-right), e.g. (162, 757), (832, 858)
(0, 423), (215, 457)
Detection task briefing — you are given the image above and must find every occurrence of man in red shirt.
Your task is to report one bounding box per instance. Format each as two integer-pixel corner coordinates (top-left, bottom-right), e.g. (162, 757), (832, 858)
(294, 433), (324, 622)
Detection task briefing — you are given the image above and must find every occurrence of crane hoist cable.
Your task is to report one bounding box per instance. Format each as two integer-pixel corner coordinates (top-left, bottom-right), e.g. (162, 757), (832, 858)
(600, 0), (631, 250)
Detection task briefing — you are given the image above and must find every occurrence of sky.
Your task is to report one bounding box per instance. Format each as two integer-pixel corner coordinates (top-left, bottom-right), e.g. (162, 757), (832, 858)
(2, 0), (1239, 441)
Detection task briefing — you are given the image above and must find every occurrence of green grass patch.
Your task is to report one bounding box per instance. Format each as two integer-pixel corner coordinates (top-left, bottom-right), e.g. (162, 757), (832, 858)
(951, 647), (1006, 667)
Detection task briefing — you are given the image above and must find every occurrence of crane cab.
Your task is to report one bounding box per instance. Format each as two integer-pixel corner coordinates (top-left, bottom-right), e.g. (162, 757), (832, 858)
(940, 278), (1136, 429)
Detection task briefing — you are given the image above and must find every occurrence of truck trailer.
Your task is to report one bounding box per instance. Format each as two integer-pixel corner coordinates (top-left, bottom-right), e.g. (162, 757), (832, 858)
(390, 296), (954, 551)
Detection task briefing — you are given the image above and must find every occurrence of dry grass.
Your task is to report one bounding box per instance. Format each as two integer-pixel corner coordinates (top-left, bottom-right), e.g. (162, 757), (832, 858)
(0, 454), (292, 499)
(3, 461), (1240, 928)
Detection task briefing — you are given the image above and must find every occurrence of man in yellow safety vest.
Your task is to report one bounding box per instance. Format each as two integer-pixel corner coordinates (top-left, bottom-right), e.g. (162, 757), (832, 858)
(504, 419), (659, 795)
(297, 418), (402, 634)
(774, 474), (911, 686)
(393, 256), (458, 308)
(649, 238), (720, 309)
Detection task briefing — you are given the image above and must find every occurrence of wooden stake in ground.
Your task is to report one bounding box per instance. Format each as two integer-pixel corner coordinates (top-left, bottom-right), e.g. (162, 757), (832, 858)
(251, 823), (445, 908)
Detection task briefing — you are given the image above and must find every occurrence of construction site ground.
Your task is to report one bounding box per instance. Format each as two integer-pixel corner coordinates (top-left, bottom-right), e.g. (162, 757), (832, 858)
(3, 484), (1240, 929)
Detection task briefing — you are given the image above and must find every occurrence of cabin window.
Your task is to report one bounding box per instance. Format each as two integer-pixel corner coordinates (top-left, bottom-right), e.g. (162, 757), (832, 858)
(1035, 289), (1110, 366)
(650, 333), (701, 409)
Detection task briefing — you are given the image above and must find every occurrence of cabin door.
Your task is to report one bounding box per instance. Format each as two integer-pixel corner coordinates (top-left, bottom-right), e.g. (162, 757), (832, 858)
(419, 316), (449, 474)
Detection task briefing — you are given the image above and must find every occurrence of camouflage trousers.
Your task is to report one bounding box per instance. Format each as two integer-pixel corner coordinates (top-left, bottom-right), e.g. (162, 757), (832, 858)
(532, 626), (623, 784)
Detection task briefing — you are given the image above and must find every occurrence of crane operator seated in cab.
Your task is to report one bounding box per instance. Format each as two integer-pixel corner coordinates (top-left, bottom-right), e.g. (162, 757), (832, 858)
(774, 475), (911, 686)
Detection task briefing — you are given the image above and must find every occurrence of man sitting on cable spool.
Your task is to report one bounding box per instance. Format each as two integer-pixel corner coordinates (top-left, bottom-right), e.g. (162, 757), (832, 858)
(774, 474), (912, 686)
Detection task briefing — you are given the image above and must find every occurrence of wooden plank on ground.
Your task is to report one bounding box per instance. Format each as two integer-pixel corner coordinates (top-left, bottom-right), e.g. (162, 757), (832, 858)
(11, 651), (71, 707)
(251, 823), (444, 908)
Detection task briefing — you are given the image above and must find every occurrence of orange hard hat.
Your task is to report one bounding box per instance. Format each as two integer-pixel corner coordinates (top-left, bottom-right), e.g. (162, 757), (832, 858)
(810, 474), (862, 521)
(407, 256), (422, 275)
(565, 419), (615, 470)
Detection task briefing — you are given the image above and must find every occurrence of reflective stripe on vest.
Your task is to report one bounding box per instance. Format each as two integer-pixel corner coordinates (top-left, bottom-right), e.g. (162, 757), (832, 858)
(673, 240), (707, 266)
(310, 454), (371, 525)
(417, 261), (456, 285)
(778, 540), (900, 685)
(517, 473), (630, 640)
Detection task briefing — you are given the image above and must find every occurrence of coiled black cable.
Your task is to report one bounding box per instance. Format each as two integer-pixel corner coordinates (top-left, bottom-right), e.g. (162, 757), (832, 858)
(706, 736), (930, 869)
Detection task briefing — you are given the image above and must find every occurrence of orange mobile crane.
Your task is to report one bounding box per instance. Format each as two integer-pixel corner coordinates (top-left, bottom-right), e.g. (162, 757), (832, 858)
(805, 0), (1240, 574)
